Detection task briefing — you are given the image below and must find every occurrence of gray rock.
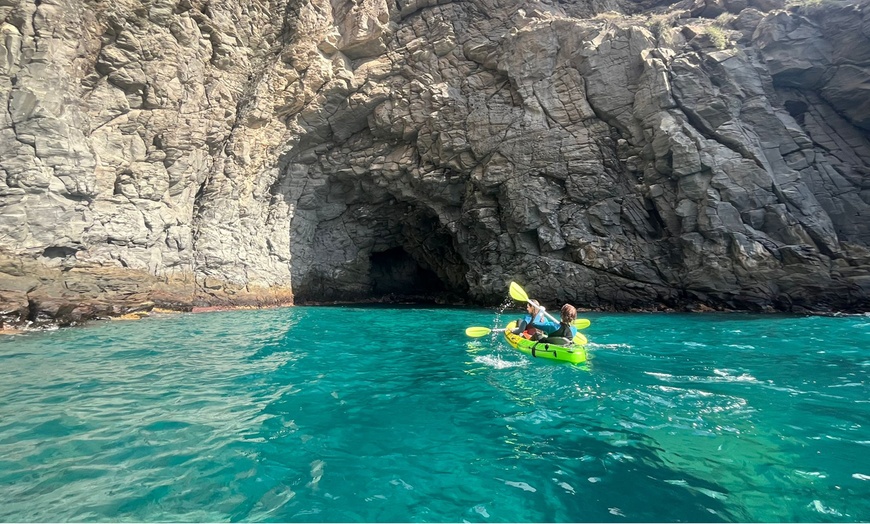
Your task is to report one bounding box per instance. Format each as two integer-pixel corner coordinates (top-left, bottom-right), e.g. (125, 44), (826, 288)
(1, 0), (869, 328)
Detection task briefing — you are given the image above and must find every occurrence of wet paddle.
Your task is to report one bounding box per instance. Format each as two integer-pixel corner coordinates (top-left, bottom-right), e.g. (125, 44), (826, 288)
(464, 282), (591, 345)
(466, 325), (588, 345)
(465, 326), (505, 337)
(509, 281), (591, 329)
(509, 281), (590, 345)
(574, 318), (591, 330)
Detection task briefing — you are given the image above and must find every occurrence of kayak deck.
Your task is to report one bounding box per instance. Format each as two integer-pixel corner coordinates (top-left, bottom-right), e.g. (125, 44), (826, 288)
(503, 321), (587, 364)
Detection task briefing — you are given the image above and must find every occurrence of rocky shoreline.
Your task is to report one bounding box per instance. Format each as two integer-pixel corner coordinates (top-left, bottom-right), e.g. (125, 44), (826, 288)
(4, 290), (866, 335)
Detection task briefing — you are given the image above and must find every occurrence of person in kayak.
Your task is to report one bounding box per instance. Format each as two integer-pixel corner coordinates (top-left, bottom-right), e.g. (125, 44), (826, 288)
(511, 300), (553, 340)
(512, 302), (579, 343)
(540, 304), (578, 345)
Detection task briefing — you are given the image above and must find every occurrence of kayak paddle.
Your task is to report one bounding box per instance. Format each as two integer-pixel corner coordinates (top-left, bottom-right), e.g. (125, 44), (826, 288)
(508, 281), (591, 329)
(465, 326), (505, 337)
(466, 325), (589, 346)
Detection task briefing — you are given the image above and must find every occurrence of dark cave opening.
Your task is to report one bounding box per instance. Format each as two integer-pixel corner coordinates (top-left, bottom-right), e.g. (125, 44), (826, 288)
(290, 205), (471, 305)
(370, 247), (448, 298)
(784, 99), (808, 125)
(288, 170), (471, 305)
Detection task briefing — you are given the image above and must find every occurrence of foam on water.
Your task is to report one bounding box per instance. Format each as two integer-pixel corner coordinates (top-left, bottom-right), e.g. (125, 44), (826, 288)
(471, 353), (528, 369)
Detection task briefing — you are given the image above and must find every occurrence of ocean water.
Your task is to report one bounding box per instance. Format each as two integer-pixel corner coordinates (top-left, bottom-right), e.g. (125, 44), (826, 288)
(0, 306), (868, 522)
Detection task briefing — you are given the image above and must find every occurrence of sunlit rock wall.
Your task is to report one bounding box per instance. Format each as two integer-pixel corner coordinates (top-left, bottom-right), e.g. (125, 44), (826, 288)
(1, 0), (868, 326)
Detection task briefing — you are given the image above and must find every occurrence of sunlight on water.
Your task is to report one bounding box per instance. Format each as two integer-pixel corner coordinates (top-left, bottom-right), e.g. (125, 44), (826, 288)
(0, 308), (868, 522)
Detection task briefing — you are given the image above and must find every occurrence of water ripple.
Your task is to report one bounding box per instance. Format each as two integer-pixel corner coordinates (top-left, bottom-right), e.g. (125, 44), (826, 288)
(0, 309), (867, 522)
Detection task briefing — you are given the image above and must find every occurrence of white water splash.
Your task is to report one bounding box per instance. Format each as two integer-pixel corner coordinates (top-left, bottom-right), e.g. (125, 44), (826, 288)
(587, 342), (631, 350)
(665, 480), (726, 500)
(473, 504), (490, 518)
(648, 369), (760, 384)
(810, 500), (843, 516)
(308, 459), (325, 489)
(472, 354), (527, 369)
(712, 369), (759, 383)
(695, 487), (727, 500)
(796, 470), (828, 479)
(390, 478), (414, 490)
(503, 480), (536, 492)
(555, 480), (576, 494)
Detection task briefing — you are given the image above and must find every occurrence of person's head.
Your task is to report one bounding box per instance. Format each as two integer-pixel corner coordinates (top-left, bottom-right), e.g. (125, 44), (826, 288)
(526, 302), (537, 314)
(560, 304), (577, 323)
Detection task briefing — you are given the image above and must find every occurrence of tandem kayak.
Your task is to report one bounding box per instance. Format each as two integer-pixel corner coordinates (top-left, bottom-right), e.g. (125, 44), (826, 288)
(503, 321), (587, 364)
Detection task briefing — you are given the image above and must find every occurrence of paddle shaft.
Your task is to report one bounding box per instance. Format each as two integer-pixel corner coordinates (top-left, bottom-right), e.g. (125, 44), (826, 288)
(526, 300), (562, 329)
(511, 281), (561, 327)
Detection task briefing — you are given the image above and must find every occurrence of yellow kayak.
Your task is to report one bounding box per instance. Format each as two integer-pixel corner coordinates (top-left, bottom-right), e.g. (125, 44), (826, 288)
(503, 321), (587, 364)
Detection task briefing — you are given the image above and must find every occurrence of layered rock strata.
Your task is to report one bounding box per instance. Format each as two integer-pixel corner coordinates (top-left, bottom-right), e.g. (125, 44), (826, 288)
(1, 0), (868, 327)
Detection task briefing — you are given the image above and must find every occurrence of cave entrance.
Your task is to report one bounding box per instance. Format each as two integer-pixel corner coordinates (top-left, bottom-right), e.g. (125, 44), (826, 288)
(370, 247), (447, 298)
(784, 99), (808, 125)
(290, 198), (470, 305)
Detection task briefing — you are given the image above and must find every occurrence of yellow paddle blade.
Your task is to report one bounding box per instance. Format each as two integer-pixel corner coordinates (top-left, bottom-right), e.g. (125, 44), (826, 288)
(508, 281), (529, 303)
(573, 332), (588, 345)
(574, 318), (591, 329)
(465, 326), (492, 337)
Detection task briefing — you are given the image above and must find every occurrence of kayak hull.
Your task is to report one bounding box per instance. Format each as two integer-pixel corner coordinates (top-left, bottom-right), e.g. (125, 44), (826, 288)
(503, 321), (587, 364)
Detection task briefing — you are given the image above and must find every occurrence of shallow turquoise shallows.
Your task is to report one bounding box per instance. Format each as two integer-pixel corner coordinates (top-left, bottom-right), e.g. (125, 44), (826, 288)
(1, 307), (869, 522)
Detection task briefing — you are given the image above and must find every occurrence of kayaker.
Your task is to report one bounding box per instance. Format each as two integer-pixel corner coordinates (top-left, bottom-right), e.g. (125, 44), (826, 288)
(540, 304), (578, 344)
(511, 300), (558, 340)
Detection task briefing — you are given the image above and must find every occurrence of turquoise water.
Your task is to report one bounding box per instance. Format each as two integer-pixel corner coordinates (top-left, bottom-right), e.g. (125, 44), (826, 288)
(0, 307), (868, 522)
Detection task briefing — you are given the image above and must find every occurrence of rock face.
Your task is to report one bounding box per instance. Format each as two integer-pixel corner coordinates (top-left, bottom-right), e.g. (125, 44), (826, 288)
(1, 0), (868, 326)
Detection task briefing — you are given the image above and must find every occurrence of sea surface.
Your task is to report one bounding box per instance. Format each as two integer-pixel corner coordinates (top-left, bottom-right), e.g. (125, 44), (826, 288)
(0, 306), (868, 522)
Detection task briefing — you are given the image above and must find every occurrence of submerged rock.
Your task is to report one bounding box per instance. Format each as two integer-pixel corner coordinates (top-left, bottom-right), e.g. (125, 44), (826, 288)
(0, 0), (868, 327)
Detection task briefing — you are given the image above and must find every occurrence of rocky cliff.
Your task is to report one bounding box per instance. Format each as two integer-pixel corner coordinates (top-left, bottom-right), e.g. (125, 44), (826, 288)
(1, 0), (869, 327)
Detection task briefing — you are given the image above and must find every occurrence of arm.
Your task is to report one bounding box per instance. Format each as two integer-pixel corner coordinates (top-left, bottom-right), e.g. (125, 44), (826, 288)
(531, 309), (560, 334)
